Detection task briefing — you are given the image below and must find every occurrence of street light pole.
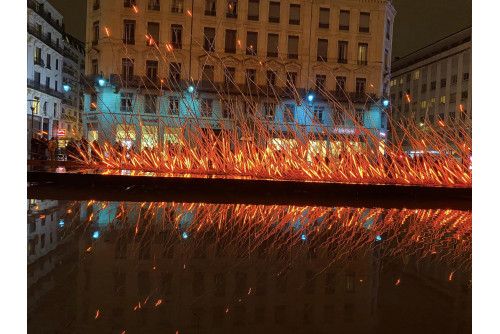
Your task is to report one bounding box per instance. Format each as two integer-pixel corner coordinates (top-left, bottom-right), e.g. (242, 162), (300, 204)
(28, 98), (39, 159)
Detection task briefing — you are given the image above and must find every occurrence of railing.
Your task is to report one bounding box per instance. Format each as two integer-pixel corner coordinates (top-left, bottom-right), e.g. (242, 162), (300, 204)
(288, 54), (298, 59)
(27, 0), (64, 34)
(27, 23), (64, 55)
(337, 58), (347, 64)
(63, 50), (79, 64)
(205, 10), (216, 16)
(225, 48), (236, 54)
(123, 38), (135, 45)
(357, 60), (367, 66)
(34, 57), (45, 67)
(359, 27), (369, 33)
(289, 19), (300, 25)
(267, 52), (278, 57)
(246, 49), (257, 56)
(319, 23), (329, 29)
(269, 17), (279, 23)
(339, 25), (349, 31)
(317, 56), (327, 62)
(171, 7), (183, 13)
(28, 79), (64, 99)
(226, 11), (237, 18)
(247, 15), (259, 21)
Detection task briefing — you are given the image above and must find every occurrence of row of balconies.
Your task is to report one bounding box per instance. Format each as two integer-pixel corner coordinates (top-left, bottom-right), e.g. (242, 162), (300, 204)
(27, 0), (64, 34)
(27, 23), (64, 55)
(83, 74), (374, 103)
(28, 79), (64, 99)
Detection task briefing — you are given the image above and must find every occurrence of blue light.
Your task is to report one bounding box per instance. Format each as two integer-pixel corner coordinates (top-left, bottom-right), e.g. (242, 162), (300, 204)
(182, 232), (188, 239)
(63, 84), (70, 92)
(188, 85), (195, 93)
(59, 219), (65, 227)
(376, 235), (382, 241)
(382, 99), (390, 107)
(98, 78), (106, 86)
(301, 234), (306, 241)
(92, 231), (100, 239)
(307, 94), (314, 102)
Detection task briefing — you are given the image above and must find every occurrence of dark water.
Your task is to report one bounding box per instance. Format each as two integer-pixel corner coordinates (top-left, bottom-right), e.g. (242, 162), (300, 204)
(27, 199), (471, 334)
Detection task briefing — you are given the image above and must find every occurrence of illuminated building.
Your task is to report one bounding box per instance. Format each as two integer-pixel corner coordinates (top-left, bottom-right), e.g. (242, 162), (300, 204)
(389, 27), (471, 153)
(27, 0), (65, 151)
(82, 0), (396, 152)
(61, 34), (86, 141)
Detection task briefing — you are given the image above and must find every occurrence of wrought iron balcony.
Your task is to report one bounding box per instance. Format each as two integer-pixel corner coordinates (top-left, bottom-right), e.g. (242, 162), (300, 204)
(27, 0), (64, 34)
(27, 23), (64, 55)
(269, 17), (279, 23)
(247, 15), (259, 21)
(339, 25), (349, 31)
(319, 23), (329, 29)
(28, 79), (64, 99)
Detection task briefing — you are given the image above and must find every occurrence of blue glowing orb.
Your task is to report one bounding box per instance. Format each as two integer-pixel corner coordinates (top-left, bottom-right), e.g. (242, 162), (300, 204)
(301, 234), (306, 241)
(376, 235), (382, 241)
(63, 84), (70, 92)
(98, 78), (106, 86)
(92, 231), (100, 239)
(382, 99), (390, 107)
(188, 85), (195, 93)
(182, 232), (188, 239)
(59, 220), (65, 227)
(307, 94), (314, 102)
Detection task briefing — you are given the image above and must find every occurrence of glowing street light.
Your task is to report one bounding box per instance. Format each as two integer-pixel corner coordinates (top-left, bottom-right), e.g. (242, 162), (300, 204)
(382, 99), (390, 107)
(63, 84), (70, 92)
(307, 93), (314, 102)
(188, 85), (195, 93)
(98, 78), (106, 87)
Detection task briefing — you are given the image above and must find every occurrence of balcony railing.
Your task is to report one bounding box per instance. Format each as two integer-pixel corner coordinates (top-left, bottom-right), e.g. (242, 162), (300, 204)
(27, 23), (64, 55)
(34, 57), (45, 67)
(123, 38), (135, 45)
(317, 56), (327, 62)
(288, 54), (298, 59)
(226, 11), (237, 18)
(319, 23), (329, 29)
(205, 10), (216, 16)
(247, 15), (259, 21)
(225, 48), (236, 54)
(339, 25), (349, 31)
(27, 0), (64, 34)
(171, 7), (183, 13)
(289, 19), (300, 25)
(28, 79), (64, 99)
(337, 58), (347, 64)
(359, 27), (369, 33)
(267, 52), (278, 57)
(148, 4), (160, 10)
(269, 17), (279, 23)
(357, 60), (367, 66)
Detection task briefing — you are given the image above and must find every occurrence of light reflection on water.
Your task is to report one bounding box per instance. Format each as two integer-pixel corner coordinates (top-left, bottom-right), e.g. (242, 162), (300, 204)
(27, 200), (471, 334)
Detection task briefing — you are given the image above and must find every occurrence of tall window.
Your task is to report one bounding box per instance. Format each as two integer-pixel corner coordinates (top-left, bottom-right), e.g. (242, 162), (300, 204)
(313, 106), (324, 123)
(248, 0), (259, 20)
(355, 78), (366, 94)
(289, 4), (300, 25)
(92, 21), (99, 45)
(205, 0), (216, 16)
(336, 76), (346, 91)
(286, 72), (297, 92)
(171, 0), (183, 13)
(93, 0), (100, 10)
(146, 60), (158, 80)
(440, 78), (447, 88)
(120, 92), (134, 112)
(91, 59), (98, 74)
(287, 35), (299, 59)
(246, 69), (256, 88)
(224, 67), (236, 86)
(46, 54), (51, 69)
(148, 0), (160, 10)
(269, 2), (280, 23)
(246, 31), (258, 55)
(317, 39), (328, 61)
(316, 75), (326, 91)
(144, 94), (157, 113)
(122, 58), (134, 77)
(386, 19), (391, 39)
(202, 65), (214, 82)
(34, 47), (42, 64)
(359, 12), (370, 32)
(226, 0), (238, 18)
(225, 29), (237, 53)
(124, 0), (136, 8)
(338, 41), (348, 63)
(147, 22), (160, 46)
(169, 63), (181, 82)
(168, 96), (180, 115)
(201, 99), (213, 117)
(283, 104), (295, 123)
(319, 8), (330, 28)
(264, 103), (275, 120)
(266, 70), (276, 87)
(123, 20), (135, 44)
(357, 43), (368, 65)
(267, 33), (279, 57)
(171, 25), (182, 48)
(339, 10), (350, 30)
(204, 27), (216, 52)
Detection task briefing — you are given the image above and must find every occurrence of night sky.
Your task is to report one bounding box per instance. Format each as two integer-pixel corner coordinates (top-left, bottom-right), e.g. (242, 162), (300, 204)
(47, 0), (471, 59)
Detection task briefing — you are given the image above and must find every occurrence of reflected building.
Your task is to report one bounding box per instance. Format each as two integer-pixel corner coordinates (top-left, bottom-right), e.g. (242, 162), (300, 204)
(73, 204), (382, 333)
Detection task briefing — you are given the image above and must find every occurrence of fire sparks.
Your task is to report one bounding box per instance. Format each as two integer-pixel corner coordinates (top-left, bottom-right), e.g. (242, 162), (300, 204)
(104, 27), (110, 37)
